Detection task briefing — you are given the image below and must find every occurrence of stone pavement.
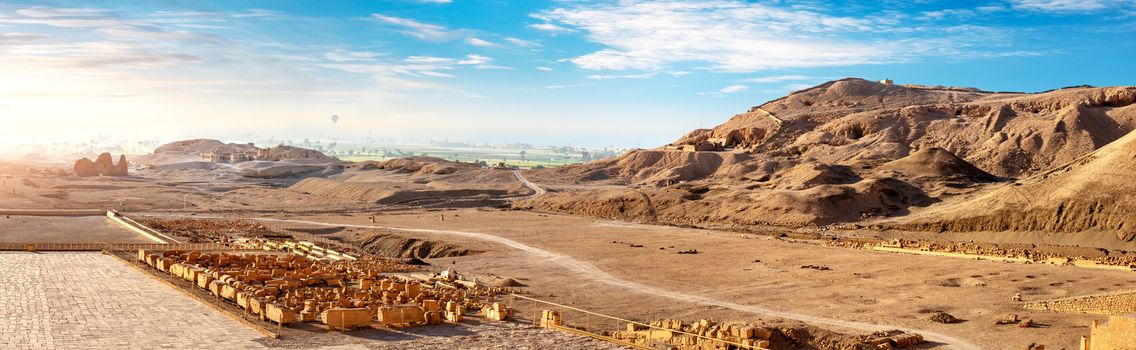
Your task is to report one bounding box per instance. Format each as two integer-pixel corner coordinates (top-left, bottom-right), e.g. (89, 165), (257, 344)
(0, 252), (268, 349)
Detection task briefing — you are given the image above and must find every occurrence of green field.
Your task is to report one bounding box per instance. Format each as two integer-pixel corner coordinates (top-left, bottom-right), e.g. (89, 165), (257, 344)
(334, 145), (603, 169)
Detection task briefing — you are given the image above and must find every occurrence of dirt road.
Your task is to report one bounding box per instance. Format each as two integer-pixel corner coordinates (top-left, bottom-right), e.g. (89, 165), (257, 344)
(513, 171), (545, 198)
(227, 216), (978, 349)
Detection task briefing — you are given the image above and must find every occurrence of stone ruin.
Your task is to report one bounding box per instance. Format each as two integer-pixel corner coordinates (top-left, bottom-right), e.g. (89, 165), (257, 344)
(1080, 315), (1136, 350)
(607, 319), (774, 349)
(1023, 292), (1136, 315)
(73, 153), (128, 177)
(137, 250), (516, 330)
(584, 316), (925, 350)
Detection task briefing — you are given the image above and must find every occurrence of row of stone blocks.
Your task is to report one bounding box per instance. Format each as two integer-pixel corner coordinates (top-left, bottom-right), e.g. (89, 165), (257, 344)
(608, 317), (773, 350)
(138, 249), (512, 331)
(1023, 293), (1136, 315)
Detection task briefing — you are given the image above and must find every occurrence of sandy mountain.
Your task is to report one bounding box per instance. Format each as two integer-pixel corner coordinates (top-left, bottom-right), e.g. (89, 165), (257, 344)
(145, 138), (336, 163)
(520, 78), (1136, 228)
(891, 128), (1136, 242)
(291, 157), (529, 207)
(135, 139), (340, 179)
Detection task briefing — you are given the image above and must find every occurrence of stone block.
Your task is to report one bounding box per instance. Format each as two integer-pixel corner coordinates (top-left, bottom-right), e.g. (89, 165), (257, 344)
(322, 308), (373, 331)
(196, 272), (214, 289)
(266, 303), (297, 326)
(221, 284), (238, 301)
(482, 302), (511, 321)
(378, 305), (426, 327)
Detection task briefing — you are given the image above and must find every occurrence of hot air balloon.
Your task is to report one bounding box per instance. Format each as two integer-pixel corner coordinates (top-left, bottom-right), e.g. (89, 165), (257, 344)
(331, 114), (339, 124)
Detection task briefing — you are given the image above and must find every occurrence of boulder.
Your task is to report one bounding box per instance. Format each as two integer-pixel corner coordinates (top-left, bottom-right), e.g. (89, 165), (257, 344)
(73, 158), (98, 177)
(107, 155), (129, 176)
(94, 153), (115, 175)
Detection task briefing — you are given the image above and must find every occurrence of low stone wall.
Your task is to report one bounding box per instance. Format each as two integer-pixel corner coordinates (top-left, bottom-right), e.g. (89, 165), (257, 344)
(1024, 292), (1136, 315)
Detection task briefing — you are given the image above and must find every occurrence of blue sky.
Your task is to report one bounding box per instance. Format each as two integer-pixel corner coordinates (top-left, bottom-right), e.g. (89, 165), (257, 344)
(0, 0), (1134, 148)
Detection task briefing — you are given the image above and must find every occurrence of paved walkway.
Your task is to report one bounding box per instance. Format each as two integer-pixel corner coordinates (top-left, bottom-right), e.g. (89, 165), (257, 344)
(0, 252), (267, 349)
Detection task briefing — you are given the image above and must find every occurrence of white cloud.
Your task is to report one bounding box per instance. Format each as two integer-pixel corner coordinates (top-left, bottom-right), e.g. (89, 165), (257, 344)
(668, 71), (692, 77)
(740, 75), (815, 83)
(373, 75), (448, 90)
(528, 22), (575, 33)
(0, 32), (48, 45)
(457, 54), (491, 65)
(231, 9), (291, 20)
(544, 84), (589, 89)
(586, 72), (656, 80)
(535, 0), (1020, 73)
(505, 37), (541, 48)
(419, 71), (456, 78)
(372, 13), (459, 40)
(455, 54), (512, 70)
(719, 85), (747, 93)
(536, 66), (554, 71)
(698, 84), (749, 96)
(404, 55), (454, 64)
(414, 0), (453, 4)
(465, 37), (496, 46)
(15, 7), (107, 18)
(325, 49), (380, 62)
(573, 49), (664, 71)
(1010, 0), (1124, 12)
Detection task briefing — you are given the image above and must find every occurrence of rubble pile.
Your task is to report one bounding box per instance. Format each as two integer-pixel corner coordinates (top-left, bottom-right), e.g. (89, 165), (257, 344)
(855, 330), (926, 349)
(137, 218), (282, 243)
(608, 319), (775, 349)
(137, 250), (515, 330)
(929, 311), (960, 324)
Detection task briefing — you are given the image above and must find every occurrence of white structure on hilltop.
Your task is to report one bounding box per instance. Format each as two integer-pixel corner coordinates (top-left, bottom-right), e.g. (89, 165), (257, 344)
(880, 79), (894, 85)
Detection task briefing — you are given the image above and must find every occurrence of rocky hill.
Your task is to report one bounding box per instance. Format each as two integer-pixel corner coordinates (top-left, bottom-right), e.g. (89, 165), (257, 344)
(150, 139), (337, 163)
(519, 79), (1136, 233)
(892, 127), (1136, 242)
(135, 139), (340, 179)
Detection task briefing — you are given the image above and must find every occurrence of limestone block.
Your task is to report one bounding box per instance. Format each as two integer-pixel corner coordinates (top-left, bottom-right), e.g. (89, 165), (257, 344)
(892, 333), (924, 348)
(208, 281), (223, 298)
(221, 284), (239, 301)
(482, 302), (511, 321)
(541, 310), (563, 327)
(378, 305), (426, 327)
(424, 311), (443, 325)
(197, 273), (215, 290)
(322, 308), (373, 331)
(406, 283), (422, 299)
(266, 303), (297, 326)
(236, 292), (252, 310)
(754, 327), (773, 340)
(248, 297), (267, 317)
(421, 299), (440, 312)
(445, 310), (463, 323)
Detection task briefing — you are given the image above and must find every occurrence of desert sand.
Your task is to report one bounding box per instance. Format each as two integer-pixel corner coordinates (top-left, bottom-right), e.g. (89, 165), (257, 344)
(5, 78), (1136, 349)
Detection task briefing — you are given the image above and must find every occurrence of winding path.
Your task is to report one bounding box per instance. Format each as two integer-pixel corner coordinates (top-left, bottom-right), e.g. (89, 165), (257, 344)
(512, 170), (545, 198)
(198, 215), (977, 349)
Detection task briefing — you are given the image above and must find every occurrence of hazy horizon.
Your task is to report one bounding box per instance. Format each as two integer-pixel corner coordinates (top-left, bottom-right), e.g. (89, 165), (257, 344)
(2, 0), (1134, 148)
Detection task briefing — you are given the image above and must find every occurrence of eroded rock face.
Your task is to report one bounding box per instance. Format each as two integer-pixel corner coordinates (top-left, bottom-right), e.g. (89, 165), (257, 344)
(94, 153), (115, 175)
(73, 158), (98, 177)
(108, 155), (129, 176)
(74, 153), (128, 177)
